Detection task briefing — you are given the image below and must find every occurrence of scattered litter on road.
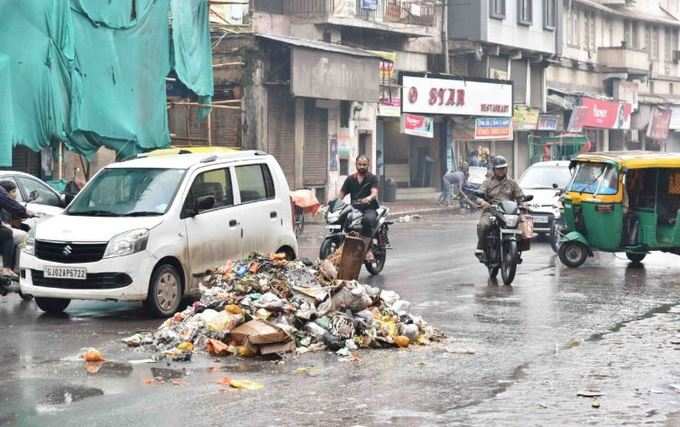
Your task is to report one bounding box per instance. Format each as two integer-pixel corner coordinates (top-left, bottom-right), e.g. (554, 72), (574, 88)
(81, 348), (105, 362)
(123, 254), (443, 361)
(220, 378), (264, 390)
(577, 389), (603, 398)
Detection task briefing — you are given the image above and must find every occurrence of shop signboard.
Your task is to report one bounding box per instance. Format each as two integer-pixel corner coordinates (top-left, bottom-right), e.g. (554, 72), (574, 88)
(361, 0), (378, 10)
(537, 114), (561, 131)
(378, 96), (401, 117)
(646, 107), (672, 140)
(513, 105), (540, 131)
(567, 106), (588, 132)
(669, 106), (680, 130)
(474, 118), (513, 141)
(578, 97), (632, 130)
(401, 74), (513, 117)
(401, 113), (434, 138)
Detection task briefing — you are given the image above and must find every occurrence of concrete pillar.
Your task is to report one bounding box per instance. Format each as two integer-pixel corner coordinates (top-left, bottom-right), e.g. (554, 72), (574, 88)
(294, 98), (305, 190)
(602, 129), (610, 151)
(513, 135), (519, 178)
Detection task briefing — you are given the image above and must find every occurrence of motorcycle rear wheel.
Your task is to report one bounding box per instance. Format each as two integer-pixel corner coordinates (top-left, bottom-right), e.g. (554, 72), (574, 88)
(501, 241), (518, 285)
(319, 238), (338, 260)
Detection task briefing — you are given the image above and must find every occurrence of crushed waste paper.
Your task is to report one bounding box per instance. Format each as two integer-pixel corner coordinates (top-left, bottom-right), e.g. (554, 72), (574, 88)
(123, 254), (443, 361)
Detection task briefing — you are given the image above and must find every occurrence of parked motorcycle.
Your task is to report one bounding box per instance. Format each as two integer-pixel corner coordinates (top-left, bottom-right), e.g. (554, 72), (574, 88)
(319, 199), (392, 275)
(474, 192), (534, 285)
(549, 187), (565, 254)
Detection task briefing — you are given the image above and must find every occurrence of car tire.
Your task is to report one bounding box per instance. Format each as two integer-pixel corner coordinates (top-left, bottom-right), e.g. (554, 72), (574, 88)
(35, 297), (70, 314)
(145, 264), (182, 318)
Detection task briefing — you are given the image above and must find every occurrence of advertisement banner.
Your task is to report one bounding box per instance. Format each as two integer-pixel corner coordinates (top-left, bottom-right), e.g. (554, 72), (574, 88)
(579, 97), (632, 129)
(567, 106), (588, 132)
(669, 106), (680, 130)
(361, 0), (378, 10)
(513, 105), (540, 131)
(377, 96), (401, 117)
(474, 118), (513, 141)
(647, 107), (672, 140)
(401, 113), (434, 138)
(401, 74), (513, 117)
(537, 114), (561, 131)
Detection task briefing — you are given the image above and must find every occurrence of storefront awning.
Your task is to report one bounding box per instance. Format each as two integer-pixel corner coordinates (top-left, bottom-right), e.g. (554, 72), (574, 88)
(257, 33), (381, 103)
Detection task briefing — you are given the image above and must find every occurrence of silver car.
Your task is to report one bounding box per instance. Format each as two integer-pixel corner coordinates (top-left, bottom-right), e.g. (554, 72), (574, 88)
(518, 161), (572, 236)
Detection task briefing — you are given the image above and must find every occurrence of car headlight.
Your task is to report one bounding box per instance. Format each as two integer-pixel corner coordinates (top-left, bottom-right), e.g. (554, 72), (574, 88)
(23, 225), (36, 256)
(103, 229), (149, 259)
(503, 214), (519, 228)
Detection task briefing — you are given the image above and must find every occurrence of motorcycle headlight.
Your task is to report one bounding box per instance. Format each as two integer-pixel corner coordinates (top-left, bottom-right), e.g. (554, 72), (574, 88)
(327, 211), (341, 223)
(503, 214), (519, 227)
(23, 225), (36, 256)
(103, 229), (149, 259)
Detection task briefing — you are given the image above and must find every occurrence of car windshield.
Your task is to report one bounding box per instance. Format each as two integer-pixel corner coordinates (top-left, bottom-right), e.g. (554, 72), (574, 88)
(67, 168), (185, 216)
(519, 164), (572, 189)
(568, 163), (618, 195)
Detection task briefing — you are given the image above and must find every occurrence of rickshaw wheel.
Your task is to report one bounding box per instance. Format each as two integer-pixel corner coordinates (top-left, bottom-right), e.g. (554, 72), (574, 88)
(626, 252), (646, 265)
(558, 241), (588, 268)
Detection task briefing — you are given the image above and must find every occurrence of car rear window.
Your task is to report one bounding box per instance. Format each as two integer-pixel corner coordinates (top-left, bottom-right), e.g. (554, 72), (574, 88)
(235, 164), (275, 203)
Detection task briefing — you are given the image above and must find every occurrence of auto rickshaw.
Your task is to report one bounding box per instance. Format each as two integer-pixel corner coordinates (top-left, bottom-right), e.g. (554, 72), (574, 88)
(558, 151), (680, 268)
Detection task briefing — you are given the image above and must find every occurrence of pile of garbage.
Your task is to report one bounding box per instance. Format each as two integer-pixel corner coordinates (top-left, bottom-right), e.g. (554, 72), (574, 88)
(123, 254), (442, 361)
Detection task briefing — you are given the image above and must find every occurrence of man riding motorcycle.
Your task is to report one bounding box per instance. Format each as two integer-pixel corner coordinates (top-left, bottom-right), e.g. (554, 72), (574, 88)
(337, 155), (379, 261)
(475, 156), (524, 261)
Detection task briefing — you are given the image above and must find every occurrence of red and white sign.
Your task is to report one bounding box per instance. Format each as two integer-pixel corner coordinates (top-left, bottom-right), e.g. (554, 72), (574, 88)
(579, 97), (632, 130)
(401, 75), (513, 117)
(401, 113), (434, 138)
(647, 107), (672, 140)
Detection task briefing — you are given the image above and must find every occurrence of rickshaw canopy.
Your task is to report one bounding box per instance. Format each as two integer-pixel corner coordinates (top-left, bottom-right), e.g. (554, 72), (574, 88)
(571, 151), (680, 170)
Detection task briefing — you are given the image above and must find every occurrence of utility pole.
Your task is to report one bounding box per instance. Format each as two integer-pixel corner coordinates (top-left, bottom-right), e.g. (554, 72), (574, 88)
(442, 0), (450, 73)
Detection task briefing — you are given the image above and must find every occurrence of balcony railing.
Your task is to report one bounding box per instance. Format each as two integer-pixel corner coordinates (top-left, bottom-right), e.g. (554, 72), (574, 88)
(283, 0), (436, 27)
(598, 47), (649, 74)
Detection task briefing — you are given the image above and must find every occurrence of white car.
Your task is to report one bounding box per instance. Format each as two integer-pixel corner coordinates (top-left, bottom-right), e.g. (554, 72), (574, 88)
(20, 151), (298, 317)
(0, 171), (66, 223)
(518, 161), (572, 236)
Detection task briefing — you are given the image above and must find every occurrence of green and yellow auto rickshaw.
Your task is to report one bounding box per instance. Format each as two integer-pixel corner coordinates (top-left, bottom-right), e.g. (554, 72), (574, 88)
(558, 151), (680, 268)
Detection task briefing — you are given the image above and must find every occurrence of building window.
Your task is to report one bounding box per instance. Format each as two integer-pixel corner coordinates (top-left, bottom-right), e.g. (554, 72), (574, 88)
(567, 8), (580, 47)
(518, 0), (532, 25)
(490, 0), (506, 20)
(651, 25), (660, 59)
(543, 0), (556, 30)
(633, 21), (641, 49)
(582, 10), (596, 53)
(666, 27), (673, 63)
(624, 20), (632, 48)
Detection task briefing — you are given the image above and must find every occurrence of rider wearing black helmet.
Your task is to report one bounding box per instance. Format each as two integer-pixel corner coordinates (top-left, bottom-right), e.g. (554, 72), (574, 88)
(475, 155), (524, 260)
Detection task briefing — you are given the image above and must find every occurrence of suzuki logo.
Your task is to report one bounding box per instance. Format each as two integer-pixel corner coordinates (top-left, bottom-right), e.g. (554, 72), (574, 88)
(62, 245), (73, 256)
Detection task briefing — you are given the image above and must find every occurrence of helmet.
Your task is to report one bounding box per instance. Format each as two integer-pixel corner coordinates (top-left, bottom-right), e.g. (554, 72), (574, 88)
(493, 155), (508, 170)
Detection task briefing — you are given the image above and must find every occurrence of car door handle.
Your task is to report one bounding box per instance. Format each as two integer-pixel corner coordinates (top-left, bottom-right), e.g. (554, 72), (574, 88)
(270, 211), (277, 219)
(229, 219), (239, 227)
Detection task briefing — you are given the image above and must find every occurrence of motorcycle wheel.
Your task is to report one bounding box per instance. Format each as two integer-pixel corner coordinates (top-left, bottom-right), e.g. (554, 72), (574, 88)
(550, 219), (563, 254)
(501, 241), (518, 285)
(365, 247), (386, 275)
(488, 265), (499, 279)
(319, 238), (338, 260)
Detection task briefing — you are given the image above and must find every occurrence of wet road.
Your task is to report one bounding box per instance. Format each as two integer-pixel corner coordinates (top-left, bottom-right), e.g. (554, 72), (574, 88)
(3, 213), (680, 426)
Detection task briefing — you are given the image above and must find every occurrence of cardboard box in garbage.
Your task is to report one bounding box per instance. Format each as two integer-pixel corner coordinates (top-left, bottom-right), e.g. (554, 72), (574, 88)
(230, 320), (289, 345)
(259, 340), (296, 355)
(338, 235), (369, 281)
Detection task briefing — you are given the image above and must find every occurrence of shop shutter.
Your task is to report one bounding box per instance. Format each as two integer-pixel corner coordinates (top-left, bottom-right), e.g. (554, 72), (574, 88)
(267, 86), (296, 186)
(12, 146), (41, 177)
(303, 99), (328, 187)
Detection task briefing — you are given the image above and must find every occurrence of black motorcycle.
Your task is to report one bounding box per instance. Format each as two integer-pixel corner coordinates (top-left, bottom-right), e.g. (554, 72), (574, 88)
(319, 200), (391, 275)
(474, 193), (534, 285)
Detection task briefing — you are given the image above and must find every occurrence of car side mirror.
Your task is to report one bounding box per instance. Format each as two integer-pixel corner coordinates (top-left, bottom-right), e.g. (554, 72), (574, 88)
(522, 195), (534, 202)
(27, 190), (39, 203)
(552, 183), (559, 189)
(194, 195), (215, 214)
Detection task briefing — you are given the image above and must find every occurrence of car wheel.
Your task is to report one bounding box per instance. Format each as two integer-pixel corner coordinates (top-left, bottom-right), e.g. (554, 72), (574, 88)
(35, 297), (70, 314)
(145, 264), (182, 318)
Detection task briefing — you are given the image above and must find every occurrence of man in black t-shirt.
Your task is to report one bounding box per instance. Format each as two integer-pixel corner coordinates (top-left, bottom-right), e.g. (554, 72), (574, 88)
(338, 155), (379, 238)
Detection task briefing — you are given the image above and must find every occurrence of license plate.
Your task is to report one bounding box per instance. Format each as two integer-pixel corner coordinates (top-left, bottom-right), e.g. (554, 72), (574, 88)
(43, 266), (87, 280)
(532, 215), (549, 224)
